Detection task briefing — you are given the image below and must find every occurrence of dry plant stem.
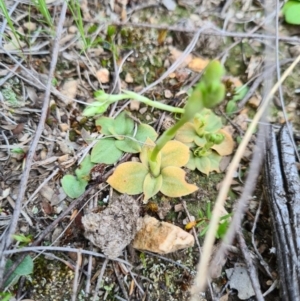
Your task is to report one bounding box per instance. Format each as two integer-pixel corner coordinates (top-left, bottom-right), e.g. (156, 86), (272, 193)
(190, 53), (300, 298)
(3, 246), (131, 266)
(237, 231), (264, 301)
(72, 249), (82, 301)
(107, 21), (300, 43)
(92, 258), (108, 301)
(113, 262), (129, 300)
(274, 1), (300, 162)
(251, 200), (274, 279)
(0, 1), (68, 286)
(181, 201), (215, 300)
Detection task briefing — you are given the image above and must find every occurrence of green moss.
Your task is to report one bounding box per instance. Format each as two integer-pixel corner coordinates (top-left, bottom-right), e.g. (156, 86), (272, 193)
(27, 256), (74, 301)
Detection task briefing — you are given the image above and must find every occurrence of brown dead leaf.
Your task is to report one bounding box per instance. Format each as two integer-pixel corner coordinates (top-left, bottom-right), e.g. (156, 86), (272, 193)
(60, 80), (78, 103)
(11, 123), (24, 135)
(234, 113), (249, 131)
(187, 57), (210, 72)
(246, 55), (262, 79)
(41, 200), (53, 215)
(169, 47), (193, 67)
(212, 129), (235, 156)
(248, 95), (261, 108)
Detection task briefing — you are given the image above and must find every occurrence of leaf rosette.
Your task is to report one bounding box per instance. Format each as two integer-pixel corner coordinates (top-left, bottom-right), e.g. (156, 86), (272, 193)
(91, 111), (158, 164)
(107, 139), (198, 201)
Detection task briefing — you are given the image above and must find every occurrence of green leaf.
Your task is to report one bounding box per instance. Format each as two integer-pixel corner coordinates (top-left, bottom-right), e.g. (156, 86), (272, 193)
(114, 123), (157, 153)
(115, 138), (141, 153)
(160, 166), (198, 197)
(61, 175), (88, 199)
(107, 162), (148, 194)
(195, 156), (211, 175)
(4, 255), (33, 288)
(12, 234), (32, 244)
(282, 1), (300, 25)
(194, 152), (221, 175)
(114, 111), (134, 136)
(0, 292), (12, 301)
(201, 110), (223, 133)
(231, 85), (248, 102)
(186, 151), (197, 170)
(135, 123), (158, 144)
(91, 139), (123, 164)
(225, 100), (237, 115)
(75, 154), (95, 181)
(96, 116), (115, 135)
(143, 173), (163, 201)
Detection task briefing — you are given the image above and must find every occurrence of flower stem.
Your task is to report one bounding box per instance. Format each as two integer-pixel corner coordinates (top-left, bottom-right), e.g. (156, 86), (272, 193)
(122, 90), (184, 114)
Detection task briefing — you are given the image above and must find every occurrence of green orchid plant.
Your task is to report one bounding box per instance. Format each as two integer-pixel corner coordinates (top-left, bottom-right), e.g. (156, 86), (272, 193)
(107, 61), (226, 201)
(175, 109), (234, 175)
(91, 111), (158, 164)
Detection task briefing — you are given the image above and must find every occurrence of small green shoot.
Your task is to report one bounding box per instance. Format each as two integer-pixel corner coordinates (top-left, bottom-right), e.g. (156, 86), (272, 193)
(282, 1), (300, 25)
(68, 0), (89, 50)
(186, 203), (231, 239)
(12, 233), (33, 247)
(32, 0), (54, 31)
(0, 0), (23, 51)
(225, 85), (248, 115)
(0, 292), (12, 301)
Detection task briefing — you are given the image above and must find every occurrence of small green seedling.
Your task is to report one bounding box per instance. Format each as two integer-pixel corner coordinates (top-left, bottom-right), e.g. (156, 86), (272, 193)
(282, 1), (300, 25)
(107, 61), (226, 201)
(91, 111), (158, 164)
(12, 233), (33, 247)
(61, 154), (95, 199)
(225, 85), (248, 115)
(185, 202), (231, 239)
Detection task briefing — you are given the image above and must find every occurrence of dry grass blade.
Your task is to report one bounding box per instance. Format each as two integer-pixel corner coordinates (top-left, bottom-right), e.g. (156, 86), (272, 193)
(190, 53), (300, 297)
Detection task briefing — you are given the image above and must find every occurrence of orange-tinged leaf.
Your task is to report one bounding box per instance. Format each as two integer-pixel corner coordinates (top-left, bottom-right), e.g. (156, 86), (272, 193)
(160, 166), (198, 197)
(160, 140), (190, 169)
(212, 129), (235, 156)
(175, 122), (196, 143)
(143, 173), (163, 201)
(107, 162), (148, 195)
(185, 221), (197, 230)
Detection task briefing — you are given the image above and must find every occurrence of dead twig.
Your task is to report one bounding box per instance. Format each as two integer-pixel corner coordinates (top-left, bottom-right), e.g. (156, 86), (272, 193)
(237, 231), (264, 301)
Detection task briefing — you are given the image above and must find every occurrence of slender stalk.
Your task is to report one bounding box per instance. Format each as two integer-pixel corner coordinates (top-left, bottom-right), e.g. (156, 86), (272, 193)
(123, 90), (184, 114)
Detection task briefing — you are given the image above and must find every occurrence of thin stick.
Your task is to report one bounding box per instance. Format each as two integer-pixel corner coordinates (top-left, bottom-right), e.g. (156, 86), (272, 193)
(92, 258), (108, 301)
(72, 249), (82, 301)
(190, 53), (300, 297)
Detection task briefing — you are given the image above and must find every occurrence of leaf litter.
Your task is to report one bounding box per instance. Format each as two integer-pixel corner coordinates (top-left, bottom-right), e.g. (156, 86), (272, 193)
(0, 0), (299, 300)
